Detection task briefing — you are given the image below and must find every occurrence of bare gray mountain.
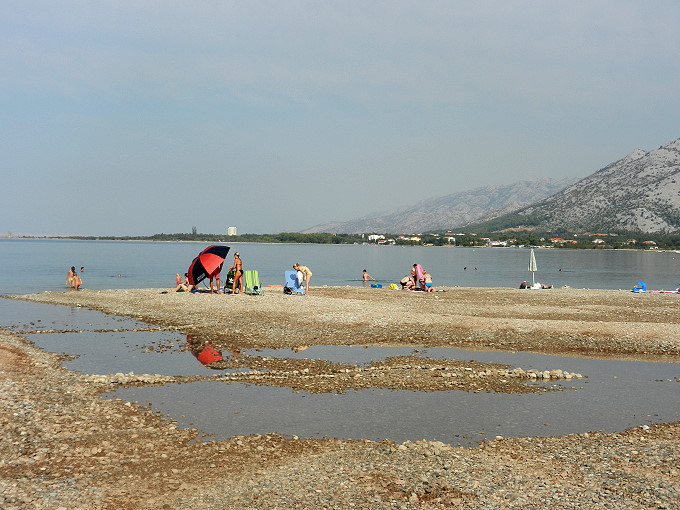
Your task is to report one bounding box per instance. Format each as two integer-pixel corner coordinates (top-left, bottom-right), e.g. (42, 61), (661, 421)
(478, 138), (680, 234)
(303, 178), (576, 234)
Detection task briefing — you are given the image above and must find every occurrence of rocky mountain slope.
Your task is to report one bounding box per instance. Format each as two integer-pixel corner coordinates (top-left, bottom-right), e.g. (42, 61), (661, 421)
(303, 178), (575, 234)
(480, 138), (680, 234)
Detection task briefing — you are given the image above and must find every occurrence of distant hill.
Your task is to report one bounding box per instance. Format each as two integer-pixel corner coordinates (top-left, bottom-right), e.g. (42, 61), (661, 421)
(303, 178), (576, 234)
(468, 138), (680, 234)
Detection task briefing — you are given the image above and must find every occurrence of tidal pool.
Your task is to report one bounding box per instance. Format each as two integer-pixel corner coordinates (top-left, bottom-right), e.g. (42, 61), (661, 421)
(110, 358), (679, 447)
(2, 298), (678, 447)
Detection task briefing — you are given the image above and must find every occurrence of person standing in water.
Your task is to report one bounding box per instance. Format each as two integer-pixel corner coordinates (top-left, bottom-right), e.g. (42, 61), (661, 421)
(362, 269), (376, 283)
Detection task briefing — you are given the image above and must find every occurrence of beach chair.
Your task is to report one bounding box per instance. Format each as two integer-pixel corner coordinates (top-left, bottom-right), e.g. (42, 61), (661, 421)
(284, 270), (305, 294)
(244, 270), (263, 295)
(221, 271), (235, 293)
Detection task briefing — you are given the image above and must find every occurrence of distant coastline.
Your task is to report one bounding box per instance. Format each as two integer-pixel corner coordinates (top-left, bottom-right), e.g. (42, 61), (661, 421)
(2, 231), (679, 251)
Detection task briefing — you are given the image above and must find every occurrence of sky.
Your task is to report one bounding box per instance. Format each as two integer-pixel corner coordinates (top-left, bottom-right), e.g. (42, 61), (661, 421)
(2, 1), (679, 236)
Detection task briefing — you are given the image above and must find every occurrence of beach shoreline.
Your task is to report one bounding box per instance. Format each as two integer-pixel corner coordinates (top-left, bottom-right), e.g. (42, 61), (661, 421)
(10, 286), (680, 361)
(1, 287), (679, 508)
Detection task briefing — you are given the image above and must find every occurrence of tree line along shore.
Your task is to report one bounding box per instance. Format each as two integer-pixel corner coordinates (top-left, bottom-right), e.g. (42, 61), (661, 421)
(7, 230), (680, 250)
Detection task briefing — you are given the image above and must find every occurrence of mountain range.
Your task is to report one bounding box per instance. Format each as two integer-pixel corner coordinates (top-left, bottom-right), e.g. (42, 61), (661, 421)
(481, 138), (680, 234)
(303, 178), (576, 234)
(303, 138), (680, 235)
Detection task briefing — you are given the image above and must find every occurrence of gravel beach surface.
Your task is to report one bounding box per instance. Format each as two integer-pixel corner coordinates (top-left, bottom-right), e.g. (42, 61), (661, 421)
(1, 286), (679, 509)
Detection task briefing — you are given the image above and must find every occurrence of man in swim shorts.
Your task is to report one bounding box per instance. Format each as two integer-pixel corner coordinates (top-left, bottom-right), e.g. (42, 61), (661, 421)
(209, 264), (222, 294)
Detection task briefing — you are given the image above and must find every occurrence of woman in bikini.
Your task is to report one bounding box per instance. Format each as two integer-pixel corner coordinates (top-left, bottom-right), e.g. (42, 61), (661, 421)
(293, 263), (312, 295)
(230, 252), (243, 295)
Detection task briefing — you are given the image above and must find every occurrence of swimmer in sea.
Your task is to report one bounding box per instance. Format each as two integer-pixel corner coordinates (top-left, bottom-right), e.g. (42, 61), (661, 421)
(362, 269), (376, 282)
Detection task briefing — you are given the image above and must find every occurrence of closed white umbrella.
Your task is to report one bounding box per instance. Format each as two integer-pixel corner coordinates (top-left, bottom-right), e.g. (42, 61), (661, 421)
(528, 249), (538, 286)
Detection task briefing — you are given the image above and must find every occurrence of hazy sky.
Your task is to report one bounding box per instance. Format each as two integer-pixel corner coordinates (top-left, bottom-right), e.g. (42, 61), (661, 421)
(2, 1), (679, 235)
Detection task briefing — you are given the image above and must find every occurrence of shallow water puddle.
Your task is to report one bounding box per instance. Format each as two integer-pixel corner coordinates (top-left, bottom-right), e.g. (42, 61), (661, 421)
(0, 297), (149, 332)
(26, 331), (241, 376)
(2, 298), (679, 447)
(112, 373), (678, 447)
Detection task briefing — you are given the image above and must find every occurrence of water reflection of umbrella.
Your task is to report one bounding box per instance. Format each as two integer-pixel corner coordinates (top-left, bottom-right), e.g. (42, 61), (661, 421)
(186, 335), (223, 365)
(187, 245), (230, 286)
(528, 249), (538, 286)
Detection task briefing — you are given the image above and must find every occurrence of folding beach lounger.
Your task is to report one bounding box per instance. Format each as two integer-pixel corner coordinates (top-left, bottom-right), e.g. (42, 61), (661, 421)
(244, 270), (263, 295)
(284, 270), (305, 294)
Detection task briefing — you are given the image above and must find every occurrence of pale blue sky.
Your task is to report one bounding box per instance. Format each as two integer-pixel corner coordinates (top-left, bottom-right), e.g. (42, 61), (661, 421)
(2, 1), (679, 235)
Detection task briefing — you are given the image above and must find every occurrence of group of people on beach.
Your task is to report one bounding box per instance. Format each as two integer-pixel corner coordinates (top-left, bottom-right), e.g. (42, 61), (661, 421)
(175, 252), (246, 294)
(400, 263), (435, 292)
(173, 255), (315, 296)
(66, 266), (83, 290)
(170, 252), (438, 297)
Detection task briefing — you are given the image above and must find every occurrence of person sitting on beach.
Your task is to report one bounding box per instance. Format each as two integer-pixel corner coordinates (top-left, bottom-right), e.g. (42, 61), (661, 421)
(400, 275), (416, 290)
(423, 270), (434, 292)
(175, 273), (191, 292)
(362, 269), (376, 282)
(230, 252), (243, 295)
(293, 263), (312, 295)
(519, 281), (529, 289)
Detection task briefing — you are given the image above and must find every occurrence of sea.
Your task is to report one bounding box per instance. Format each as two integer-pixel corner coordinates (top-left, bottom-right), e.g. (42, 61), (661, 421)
(1, 238), (679, 294)
(1, 238), (679, 445)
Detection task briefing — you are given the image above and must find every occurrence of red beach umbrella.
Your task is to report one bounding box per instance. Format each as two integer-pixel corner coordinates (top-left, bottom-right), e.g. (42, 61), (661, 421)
(187, 245), (230, 286)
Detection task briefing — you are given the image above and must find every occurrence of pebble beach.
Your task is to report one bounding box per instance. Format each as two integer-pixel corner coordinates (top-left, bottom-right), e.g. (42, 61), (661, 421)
(1, 286), (679, 509)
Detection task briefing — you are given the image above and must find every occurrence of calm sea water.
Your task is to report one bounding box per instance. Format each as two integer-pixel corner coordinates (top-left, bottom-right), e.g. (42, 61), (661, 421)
(1, 238), (679, 294)
(1, 247), (678, 446)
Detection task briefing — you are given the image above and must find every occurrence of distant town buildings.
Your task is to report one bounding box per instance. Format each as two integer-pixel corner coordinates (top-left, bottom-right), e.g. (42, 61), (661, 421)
(227, 227), (238, 236)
